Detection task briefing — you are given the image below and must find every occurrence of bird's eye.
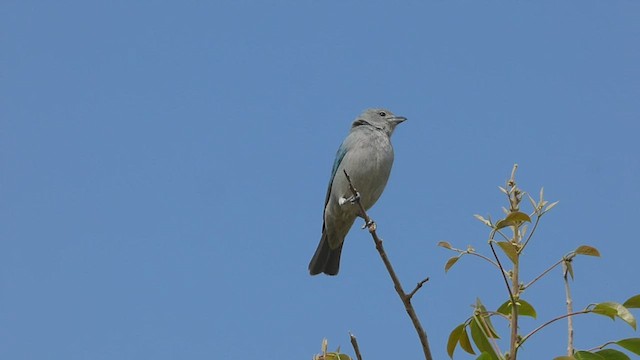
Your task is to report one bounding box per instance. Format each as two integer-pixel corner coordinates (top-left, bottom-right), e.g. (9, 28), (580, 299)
(378, 111), (387, 117)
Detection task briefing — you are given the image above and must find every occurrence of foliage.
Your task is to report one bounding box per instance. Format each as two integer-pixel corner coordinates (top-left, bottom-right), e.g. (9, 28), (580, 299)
(313, 338), (353, 360)
(440, 165), (640, 359)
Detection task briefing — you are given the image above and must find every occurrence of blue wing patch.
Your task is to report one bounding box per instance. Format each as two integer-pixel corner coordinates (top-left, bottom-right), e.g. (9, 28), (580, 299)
(323, 142), (348, 207)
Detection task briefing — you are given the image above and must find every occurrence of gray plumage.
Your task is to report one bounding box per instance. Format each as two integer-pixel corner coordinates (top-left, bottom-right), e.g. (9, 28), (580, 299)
(309, 108), (406, 275)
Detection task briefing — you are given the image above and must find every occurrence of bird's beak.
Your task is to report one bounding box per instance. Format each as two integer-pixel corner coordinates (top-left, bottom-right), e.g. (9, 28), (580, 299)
(390, 116), (407, 125)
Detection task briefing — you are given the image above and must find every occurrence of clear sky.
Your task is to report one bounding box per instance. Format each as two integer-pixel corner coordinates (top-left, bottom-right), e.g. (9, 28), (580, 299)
(2, 1), (639, 359)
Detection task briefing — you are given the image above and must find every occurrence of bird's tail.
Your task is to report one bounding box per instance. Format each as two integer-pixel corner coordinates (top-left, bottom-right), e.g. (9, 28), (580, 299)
(308, 232), (343, 276)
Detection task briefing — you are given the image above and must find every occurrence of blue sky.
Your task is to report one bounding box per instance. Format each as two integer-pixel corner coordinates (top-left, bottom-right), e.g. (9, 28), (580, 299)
(2, 1), (639, 359)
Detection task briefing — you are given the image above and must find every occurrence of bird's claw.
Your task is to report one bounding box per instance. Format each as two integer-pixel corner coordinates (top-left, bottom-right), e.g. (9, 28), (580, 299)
(361, 219), (375, 229)
(339, 192), (361, 206)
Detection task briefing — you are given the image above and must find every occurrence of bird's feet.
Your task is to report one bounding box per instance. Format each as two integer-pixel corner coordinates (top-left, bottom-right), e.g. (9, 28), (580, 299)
(361, 219), (375, 230)
(338, 192), (361, 206)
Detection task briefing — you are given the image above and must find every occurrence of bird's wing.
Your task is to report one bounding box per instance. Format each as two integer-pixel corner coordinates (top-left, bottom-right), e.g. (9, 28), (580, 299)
(323, 141), (349, 208)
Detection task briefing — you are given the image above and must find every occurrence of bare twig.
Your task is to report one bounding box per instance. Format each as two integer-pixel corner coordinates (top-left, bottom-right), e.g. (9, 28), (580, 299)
(408, 277), (430, 300)
(495, 228), (511, 242)
(518, 310), (591, 347)
(488, 238), (515, 301)
(587, 341), (616, 352)
(444, 245), (504, 272)
(466, 251), (502, 270)
(522, 258), (564, 290)
(520, 215), (541, 251)
(349, 332), (363, 360)
(563, 261), (574, 356)
(343, 170), (433, 360)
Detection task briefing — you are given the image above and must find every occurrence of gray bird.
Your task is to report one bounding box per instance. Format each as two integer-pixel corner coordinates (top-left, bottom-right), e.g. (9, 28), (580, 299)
(309, 108), (406, 275)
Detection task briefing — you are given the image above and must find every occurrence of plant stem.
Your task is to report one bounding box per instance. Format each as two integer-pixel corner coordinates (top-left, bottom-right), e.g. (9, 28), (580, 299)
(522, 258), (564, 290)
(508, 226), (520, 360)
(563, 261), (574, 356)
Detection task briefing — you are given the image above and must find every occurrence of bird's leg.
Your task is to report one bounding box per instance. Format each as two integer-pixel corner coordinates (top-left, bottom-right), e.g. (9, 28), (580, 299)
(361, 219), (375, 229)
(338, 191), (361, 206)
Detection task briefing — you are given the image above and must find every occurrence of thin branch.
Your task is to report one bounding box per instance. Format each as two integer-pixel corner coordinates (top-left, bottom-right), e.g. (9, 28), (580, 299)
(489, 238), (515, 301)
(587, 341), (616, 352)
(522, 258), (564, 290)
(520, 215), (541, 251)
(465, 251), (502, 269)
(349, 332), (363, 360)
(495, 228), (511, 242)
(343, 170), (433, 360)
(483, 311), (511, 322)
(408, 277), (430, 300)
(518, 310), (591, 347)
(445, 246), (504, 271)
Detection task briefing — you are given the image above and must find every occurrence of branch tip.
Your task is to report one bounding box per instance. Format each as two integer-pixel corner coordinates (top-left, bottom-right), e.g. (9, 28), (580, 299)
(349, 332), (363, 360)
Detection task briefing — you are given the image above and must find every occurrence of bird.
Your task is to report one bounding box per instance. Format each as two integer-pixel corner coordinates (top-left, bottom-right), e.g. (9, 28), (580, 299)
(309, 108), (406, 276)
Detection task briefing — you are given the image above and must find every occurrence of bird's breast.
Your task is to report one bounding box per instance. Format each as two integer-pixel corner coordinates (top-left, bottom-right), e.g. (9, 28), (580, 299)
(332, 133), (394, 211)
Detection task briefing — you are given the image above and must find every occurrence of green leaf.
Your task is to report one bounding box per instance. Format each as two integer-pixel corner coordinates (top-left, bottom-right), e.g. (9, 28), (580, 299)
(575, 245), (601, 257)
(616, 338), (640, 355)
(447, 324), (464, 358)
(470, 319), (499, 360)
(445, 322), (475, 357)
(592, 302), (618, 320)
(574, 351), (605, 360)
(594, 349), (630, 360)
(497, 241), (519, 264)
(460, 325), (475, 355)
(616, 304), (637, 330)
(496, 301), (510, 315)
(496, 299), (537, 319)
(476, 352), (494, 360)
(445, 256), (460, 273)
(324, 353), (352, 360)
(623, 294), (640, 309)
(495, 211), (532, 229)
(553, 357), (575, 360)
(438, 241), (453, 250)
(507, 211), (532, 223)
(592, 302), (637, 330)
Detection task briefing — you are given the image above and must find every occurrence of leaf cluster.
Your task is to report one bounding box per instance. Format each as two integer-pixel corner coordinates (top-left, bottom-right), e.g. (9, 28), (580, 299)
(440, 166), (640, 359)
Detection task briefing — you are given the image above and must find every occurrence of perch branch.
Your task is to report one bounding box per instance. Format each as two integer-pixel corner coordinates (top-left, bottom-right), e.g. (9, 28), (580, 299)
(349, 332), (363, 360)
(343, 170), (433, 360)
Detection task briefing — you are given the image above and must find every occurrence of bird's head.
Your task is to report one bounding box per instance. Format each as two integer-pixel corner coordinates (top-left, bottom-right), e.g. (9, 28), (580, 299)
(352, 108), (407, 136)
